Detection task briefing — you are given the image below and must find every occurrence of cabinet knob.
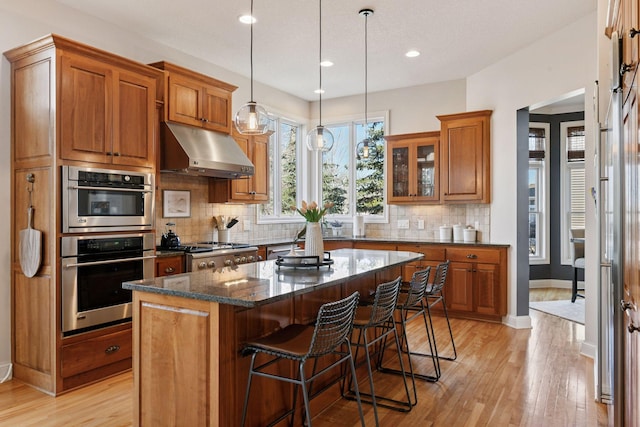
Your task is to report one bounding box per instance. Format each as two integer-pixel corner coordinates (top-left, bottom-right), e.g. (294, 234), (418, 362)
(629, 323), (640, 334)
(165, 267), (175, 274)
(105, 345), (120, 354)
(106, 152), (113, 156)
(620, 63), (633, 76)
(630, 28), (640, 38)
(113, 152), (121, 157)
(621, 299), (634, 313)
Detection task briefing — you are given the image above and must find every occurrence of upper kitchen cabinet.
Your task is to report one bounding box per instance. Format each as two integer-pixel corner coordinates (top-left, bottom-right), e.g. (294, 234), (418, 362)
(385, 131), (440, 204)
(209, 130), (270, 203)
(437, 110), (492, 204)
(60, 53), (158, 168)
(149, 61), (237, 134)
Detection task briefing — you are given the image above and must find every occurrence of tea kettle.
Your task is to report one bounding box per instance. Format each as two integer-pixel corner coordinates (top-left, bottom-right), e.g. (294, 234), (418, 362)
(161, 222), (181, 249)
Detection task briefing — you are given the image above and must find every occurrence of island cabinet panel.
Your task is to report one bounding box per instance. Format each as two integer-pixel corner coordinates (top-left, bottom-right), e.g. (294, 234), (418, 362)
(438, 110), (492, 203)
(135, 294), (214, 427)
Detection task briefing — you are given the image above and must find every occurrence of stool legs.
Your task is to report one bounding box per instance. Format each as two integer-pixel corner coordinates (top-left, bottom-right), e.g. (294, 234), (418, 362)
(425, 293), (457, 362)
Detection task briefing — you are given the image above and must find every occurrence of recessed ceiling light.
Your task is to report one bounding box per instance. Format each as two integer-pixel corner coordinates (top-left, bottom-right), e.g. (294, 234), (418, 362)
(314, 89), (325, 94)
(238, 15), (256, 24)
(320, 60), (334, 67)
(405, 50), (420, 58)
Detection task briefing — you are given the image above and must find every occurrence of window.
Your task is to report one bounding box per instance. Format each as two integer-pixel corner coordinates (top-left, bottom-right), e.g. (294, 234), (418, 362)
(259, 117), (302, 220)
(322, 117), (386, 220)
(561, 121), (585, 264)
(528, 123), (550, 264)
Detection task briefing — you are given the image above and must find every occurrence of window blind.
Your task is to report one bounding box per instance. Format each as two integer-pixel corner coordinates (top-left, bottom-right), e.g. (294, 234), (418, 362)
(567, 125), (585, 161)
(529, 127), (545, 159)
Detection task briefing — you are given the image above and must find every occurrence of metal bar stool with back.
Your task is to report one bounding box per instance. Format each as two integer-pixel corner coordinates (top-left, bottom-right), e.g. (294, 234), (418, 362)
(241, 291), (365, 427)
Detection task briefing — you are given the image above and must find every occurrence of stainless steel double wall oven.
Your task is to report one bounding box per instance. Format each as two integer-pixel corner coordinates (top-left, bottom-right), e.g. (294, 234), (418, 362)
(61, 166), (155, 335)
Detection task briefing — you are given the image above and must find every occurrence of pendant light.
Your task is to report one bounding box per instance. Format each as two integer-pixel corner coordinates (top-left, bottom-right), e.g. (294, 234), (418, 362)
(306, 0), (334, 152)
(234, 0), (269, 135)
(356, 8), (378, 160)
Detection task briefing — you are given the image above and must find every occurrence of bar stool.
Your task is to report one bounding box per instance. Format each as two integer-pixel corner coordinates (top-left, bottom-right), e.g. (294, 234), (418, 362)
(241, 291), (364, 427)
(380, 266), (439, 399)
(344, 276), (412, 426)
(423, 260), (457, 363)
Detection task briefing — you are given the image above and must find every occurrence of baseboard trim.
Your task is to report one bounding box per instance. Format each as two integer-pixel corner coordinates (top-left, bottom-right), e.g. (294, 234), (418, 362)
(0, 363), (13, 383)
(503, 314), (532, 329)
(529, 279), (584, 289)
(580, 341), (596, 360)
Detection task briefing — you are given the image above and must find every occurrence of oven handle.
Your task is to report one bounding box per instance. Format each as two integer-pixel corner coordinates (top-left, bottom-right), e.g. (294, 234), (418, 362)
(63, 255), (157, 268)
(69, 185), (153, 193)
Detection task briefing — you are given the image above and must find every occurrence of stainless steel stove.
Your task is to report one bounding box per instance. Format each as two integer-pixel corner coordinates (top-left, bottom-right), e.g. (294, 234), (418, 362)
(181, 242), (260, 272)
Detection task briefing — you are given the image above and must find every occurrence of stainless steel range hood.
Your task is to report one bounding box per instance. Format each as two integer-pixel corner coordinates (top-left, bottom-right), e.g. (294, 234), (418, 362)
(160, 122), (254, 179)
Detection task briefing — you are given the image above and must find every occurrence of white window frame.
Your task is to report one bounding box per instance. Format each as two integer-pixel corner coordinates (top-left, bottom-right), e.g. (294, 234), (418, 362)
(256, 115), (306, 224)
(560, 120), (585, 265)
(529, 122), (550, 265)
(317, 110), (390, 224)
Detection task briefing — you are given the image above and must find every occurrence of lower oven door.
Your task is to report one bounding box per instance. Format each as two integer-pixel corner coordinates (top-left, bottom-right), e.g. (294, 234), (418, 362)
(61, 249), (154, 334)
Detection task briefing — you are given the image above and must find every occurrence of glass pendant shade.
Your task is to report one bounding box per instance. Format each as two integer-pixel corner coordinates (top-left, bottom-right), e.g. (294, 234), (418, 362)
(306, 125), (334, 152)
(235, 101), (269, 134)
(356, 137), (378, 160)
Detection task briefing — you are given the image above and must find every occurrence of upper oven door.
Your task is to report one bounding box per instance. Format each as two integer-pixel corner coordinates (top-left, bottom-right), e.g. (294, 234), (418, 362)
(62, 166), (155, 233)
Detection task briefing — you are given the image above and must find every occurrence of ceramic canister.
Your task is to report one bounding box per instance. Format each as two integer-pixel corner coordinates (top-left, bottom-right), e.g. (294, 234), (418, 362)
(439, 225), (453, 241)
(453, 224), (465, 241)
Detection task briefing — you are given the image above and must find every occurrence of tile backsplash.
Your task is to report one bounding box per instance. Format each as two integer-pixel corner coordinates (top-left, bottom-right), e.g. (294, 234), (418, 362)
(156, 174), (492, 245)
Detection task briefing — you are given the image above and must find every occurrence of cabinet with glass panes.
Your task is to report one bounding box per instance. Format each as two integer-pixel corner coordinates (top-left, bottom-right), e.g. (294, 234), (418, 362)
(385, 131), (440, 204)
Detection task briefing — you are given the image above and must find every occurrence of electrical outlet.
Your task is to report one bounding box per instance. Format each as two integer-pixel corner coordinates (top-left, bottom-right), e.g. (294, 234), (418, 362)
(417, 219), (425, 229)
(243, 220), (251, 231)
(397, 219), (409, 229)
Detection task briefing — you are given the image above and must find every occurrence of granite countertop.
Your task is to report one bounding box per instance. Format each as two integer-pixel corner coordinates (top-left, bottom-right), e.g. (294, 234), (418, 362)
(251, 236), (510, 248)
(123, 248), (422, 307)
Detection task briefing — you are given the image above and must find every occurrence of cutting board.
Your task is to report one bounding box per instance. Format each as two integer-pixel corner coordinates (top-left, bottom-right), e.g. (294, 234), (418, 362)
(19, 206), (42, 278)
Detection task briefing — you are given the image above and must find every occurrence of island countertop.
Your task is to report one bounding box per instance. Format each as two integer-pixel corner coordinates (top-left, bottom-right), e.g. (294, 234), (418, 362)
(123, 248), (423, 308)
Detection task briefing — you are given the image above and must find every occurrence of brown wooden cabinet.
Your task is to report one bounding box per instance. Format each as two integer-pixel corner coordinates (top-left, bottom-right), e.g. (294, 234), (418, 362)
(445, 246), (506, 320)
(385, 131), (440, 204)
(5, 34), (162, 395)
(59, 51), (157, 168)
(208, 131), (270, 203)
(155, 255), (184, 277)
(395, 243), (445, 282)
(437, 110), (492, 203)
(150, 61), (236, 134)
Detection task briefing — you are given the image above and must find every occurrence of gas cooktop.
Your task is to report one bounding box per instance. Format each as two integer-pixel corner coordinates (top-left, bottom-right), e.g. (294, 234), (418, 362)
(158, 242), (254, 253)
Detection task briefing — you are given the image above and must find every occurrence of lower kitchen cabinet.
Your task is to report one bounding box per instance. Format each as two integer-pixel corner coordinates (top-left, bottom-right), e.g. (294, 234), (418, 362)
(60, 324), (132, 390)
(395, 243), (445, 283)
(445, 246), (507, 321)
(155, 255), (184, 277)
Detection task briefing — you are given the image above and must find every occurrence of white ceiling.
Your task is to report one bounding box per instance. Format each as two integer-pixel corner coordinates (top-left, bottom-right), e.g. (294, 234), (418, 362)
(55, 0), (596, 101)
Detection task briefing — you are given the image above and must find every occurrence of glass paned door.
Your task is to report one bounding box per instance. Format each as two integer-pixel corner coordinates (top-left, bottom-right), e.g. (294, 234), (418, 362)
(392, 146), (409, 197)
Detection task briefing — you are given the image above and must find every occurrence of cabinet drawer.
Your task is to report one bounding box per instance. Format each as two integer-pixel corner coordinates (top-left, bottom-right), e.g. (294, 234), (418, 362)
(353, 242), (397, 251)
(62, 328), (132, 378)
(156, 255), (184, 277)
(446, 247), (501, 264)
(396, 244), (445, 261)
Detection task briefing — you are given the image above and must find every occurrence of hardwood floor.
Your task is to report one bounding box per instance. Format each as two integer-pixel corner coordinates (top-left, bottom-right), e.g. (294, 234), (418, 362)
(0, 307), (608, 426)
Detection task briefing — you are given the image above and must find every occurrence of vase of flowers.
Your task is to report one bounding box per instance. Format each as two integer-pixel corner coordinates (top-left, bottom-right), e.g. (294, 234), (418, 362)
(295, 201), (333, 260)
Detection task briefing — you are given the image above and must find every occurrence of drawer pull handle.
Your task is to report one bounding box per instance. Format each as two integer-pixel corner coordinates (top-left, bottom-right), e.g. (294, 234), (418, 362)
(621, 300), (634, 313)
(629, 323), (640, 334)
(466, 254), (477, 259)
(105, 345), (120, 355)
(165, 267), (175, 273)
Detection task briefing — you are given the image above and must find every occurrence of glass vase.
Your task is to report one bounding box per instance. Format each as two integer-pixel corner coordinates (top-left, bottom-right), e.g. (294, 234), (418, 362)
(304, 222), (324, 260)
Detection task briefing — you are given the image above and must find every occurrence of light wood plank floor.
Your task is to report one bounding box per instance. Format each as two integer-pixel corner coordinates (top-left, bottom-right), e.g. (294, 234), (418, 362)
(0, 297), (608, 426)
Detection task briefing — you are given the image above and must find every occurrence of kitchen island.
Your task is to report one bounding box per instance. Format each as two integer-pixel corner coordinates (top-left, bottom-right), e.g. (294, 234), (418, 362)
(123, 248), (422, 426)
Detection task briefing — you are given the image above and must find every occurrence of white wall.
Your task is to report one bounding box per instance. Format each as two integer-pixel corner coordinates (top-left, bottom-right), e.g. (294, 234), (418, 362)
(0, 0), (308, 379)
(466, 11), (597, 348)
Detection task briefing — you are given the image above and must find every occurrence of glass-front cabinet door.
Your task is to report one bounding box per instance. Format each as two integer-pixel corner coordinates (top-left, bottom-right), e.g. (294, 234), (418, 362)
(385, 131), (440, 204)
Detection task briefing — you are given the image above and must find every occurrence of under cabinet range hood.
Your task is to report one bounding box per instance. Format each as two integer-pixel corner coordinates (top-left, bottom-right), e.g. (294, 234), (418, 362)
(160, 122), (255, 179)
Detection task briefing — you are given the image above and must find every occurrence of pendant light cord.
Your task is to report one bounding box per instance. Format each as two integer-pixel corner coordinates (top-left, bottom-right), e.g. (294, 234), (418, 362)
(364, 10), (368, 130)
(318, 0), (323, 127)
(250, 0), (255, 103)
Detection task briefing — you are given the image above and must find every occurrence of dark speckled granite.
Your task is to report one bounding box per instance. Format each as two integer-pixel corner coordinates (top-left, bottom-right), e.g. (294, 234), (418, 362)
(123, 249), (422, 308)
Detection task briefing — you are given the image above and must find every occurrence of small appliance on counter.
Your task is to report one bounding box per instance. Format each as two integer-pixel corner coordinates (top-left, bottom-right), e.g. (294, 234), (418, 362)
(353, 215), (365, 238)
(160, 222), (181, 249)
